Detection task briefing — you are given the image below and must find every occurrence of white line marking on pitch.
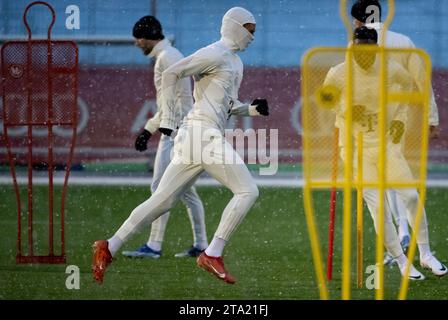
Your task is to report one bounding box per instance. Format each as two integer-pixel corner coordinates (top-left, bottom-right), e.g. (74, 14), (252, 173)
(1, 175), (448, 188)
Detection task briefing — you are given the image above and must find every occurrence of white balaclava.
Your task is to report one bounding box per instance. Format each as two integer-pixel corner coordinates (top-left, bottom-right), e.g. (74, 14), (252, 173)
(220, 7), (256, 52)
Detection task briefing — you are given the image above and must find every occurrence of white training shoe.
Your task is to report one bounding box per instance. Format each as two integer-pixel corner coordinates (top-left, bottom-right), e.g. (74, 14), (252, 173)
(420, 255), (448, 277)
(399, 264), (425, 281)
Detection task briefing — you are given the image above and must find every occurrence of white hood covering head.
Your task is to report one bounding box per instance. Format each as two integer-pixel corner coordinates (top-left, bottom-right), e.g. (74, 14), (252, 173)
(220, 7), (256, 52)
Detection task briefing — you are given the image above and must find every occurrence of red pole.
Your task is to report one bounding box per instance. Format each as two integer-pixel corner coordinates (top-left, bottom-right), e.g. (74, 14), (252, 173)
(26, 40), (33, 257)
(23, 1), (57, 258)
(327, 128), (339, 281)
(47, 34), (54, 257)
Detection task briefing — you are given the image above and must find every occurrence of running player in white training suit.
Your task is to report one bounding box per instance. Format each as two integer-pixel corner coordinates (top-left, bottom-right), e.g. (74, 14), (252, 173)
(122, 16), (208, 260)
(92, 7), (270, 285)
(324, 26), (447, 280)
(350, 0), (441, 266)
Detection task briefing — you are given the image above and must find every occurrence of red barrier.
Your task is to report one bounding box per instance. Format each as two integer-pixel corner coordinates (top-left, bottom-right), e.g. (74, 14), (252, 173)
(1, 1), (78, 263)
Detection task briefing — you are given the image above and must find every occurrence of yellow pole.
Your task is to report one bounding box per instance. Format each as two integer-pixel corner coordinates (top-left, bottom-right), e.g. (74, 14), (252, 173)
(303, 187), (330, 300)
(376, 45), (386, 301)
(398, 49), (431, 300)
(398, 188), (427, 300)
(357, 132), (363, 289)
(375, 0), (395, 301)
(301, 49), (329, 300)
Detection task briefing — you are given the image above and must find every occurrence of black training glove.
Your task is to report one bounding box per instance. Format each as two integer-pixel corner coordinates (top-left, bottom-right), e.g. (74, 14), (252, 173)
(390, 120), (405, 144)
(159, 127), (173, 136)
(135, 129), (152, 152)
(251, 99), (269, 116)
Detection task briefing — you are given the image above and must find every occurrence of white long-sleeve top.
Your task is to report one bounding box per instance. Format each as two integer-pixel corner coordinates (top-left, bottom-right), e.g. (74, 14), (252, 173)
(160, 38), (259, 133)
(365, 22), (439, 126)
(324, 58), (412, 148)
(144, 39), (193, 134)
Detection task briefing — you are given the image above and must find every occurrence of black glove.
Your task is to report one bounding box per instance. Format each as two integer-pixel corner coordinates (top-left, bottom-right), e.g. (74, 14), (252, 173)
(159, 127), (173, 136)
(135, 129), (152, 152)
(251, 99), (269, 116)
(390, 120), (405, 144)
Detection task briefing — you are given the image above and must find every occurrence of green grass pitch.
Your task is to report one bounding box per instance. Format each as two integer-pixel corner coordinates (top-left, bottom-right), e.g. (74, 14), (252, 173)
(1, 185), (447, 299)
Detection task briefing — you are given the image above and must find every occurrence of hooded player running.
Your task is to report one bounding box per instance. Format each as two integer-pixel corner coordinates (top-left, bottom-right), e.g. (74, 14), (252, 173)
(92, 7), (270, 285)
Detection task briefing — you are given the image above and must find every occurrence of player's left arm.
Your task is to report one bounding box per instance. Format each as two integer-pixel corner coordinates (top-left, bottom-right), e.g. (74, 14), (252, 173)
(135, 56), (175, 151)
(144, 111), (161, 134)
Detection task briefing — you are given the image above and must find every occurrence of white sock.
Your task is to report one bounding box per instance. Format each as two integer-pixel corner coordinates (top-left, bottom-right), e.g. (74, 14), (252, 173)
(205, 236), (226, 257)
(418, 243), (431, 260)
(107, 235), (123, 257)
(147, 241), (162, 252)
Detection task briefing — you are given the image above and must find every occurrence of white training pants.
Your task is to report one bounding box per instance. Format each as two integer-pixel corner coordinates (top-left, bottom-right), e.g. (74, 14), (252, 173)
(115, 124), (259, 244)
(386, 189), (409, 236)
(148, 134), (207, 248)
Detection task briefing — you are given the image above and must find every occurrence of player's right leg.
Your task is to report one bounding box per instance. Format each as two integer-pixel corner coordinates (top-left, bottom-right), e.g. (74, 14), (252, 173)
(383, 190), (410, 266)
(92, 160), (203, 284)
(146, 127), (208, 258)
(394, 188), (447, 277)
(363, 189), (425, 281)
(386, 190), (410, 250)
(197, 138), (259, 284)
(387, 146), (447, 277)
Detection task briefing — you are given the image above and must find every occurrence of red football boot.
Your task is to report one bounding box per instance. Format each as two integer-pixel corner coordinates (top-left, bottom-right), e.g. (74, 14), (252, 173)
(197, 252), (236, 284)
(92, 240), (113, 284)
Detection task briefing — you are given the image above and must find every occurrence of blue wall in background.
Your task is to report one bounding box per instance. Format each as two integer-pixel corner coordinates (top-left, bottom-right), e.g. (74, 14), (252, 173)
(1, 0), (447, 67)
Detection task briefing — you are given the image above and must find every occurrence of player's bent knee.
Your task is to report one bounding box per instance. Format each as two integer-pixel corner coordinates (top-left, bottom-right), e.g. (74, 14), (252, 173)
(244, 184), (259, 201)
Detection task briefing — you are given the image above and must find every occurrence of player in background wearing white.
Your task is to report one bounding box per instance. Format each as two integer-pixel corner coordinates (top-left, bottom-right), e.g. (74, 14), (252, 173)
(92, 7), (269, 284)
(351, 0), (440, 266)
(324, 27), (447, 280)
(122, 16), (208, 260)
